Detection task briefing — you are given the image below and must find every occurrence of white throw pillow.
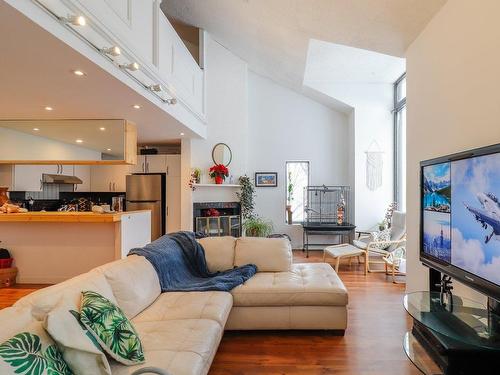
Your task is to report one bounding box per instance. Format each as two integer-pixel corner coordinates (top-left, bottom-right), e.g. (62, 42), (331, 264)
(44, 298), (112, 375)
(370, 228), (392, 250)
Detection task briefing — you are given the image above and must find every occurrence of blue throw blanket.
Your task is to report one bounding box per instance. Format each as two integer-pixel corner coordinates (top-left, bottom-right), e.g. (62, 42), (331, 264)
(128, 231), (257, 292)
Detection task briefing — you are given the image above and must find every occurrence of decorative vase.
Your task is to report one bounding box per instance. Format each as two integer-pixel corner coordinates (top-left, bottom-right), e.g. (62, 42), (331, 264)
(0, 187), (9, 206)
(214, 175), (224, 184)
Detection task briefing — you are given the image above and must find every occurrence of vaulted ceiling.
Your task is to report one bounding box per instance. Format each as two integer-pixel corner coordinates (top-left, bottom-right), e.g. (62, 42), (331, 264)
(162, 0), (446, 92)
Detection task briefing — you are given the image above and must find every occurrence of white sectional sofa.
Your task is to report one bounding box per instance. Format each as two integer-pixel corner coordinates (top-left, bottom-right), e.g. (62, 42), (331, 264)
(1, 236), (348, 375)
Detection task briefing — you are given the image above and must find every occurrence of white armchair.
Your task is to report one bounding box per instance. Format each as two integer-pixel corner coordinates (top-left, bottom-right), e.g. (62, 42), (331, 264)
(353, 211), (406, 274)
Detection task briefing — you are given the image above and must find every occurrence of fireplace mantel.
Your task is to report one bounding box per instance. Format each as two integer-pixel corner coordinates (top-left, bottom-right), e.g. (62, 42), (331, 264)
(193, 184), (240, 188)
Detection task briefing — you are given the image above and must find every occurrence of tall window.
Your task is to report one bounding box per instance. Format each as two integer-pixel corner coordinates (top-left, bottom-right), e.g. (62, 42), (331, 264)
(285, 161), (310, 223)
(394, 73), (406, 211)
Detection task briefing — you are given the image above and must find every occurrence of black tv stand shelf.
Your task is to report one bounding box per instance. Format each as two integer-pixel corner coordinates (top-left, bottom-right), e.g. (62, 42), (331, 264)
(403, 292), (500, 375)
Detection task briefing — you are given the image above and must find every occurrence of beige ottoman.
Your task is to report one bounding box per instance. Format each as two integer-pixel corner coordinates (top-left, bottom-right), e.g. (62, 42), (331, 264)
(323, 244), (367, 274)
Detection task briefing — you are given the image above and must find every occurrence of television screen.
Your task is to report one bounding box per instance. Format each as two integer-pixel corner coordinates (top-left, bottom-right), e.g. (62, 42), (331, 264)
(421, 146), (500, 290)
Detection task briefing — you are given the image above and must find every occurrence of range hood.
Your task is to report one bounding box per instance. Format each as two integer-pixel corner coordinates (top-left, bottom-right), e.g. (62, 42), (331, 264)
(42, 174), (83, 185)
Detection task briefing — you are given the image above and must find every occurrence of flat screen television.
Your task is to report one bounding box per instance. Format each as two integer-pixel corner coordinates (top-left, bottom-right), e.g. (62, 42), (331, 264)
(420, 143), (500, 301)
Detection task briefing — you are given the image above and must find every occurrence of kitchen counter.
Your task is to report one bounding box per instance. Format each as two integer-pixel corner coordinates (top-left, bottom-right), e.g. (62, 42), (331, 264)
(0, 210), (150, 223)
(0, 210), (151, 283)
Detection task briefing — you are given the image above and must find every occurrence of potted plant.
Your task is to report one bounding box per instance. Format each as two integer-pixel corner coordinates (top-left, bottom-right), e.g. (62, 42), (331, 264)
(209, 164), (229, 184)
(286, 172), (294, 224)
(243, 217), (273, 237)
(236, 175), (256, 220)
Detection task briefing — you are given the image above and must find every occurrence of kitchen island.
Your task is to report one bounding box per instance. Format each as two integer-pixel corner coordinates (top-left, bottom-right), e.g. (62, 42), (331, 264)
(0, 210), (151, 283)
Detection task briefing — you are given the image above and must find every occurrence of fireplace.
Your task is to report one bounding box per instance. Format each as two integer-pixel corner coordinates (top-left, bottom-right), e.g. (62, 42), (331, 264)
(193, 202), (241, 237)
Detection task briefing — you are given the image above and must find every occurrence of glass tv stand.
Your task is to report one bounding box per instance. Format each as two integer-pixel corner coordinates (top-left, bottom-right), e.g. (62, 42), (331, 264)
(403, 291), (500, 375)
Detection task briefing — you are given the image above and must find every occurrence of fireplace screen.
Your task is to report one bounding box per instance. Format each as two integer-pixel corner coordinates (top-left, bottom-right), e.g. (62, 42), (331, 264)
(193, 202), (241, 237)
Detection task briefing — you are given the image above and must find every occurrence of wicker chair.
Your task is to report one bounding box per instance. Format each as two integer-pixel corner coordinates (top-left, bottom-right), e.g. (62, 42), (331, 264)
(352, 211), (406, 274)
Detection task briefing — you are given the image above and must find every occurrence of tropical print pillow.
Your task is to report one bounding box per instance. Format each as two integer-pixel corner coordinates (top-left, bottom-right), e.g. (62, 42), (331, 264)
(0, 321), (72, 375)
(80, 291), (145, 365)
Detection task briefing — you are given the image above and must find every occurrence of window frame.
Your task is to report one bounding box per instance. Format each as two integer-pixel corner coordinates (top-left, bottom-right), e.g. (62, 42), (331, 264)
(285, 160), (310, 224)
(393, 72), (406, 209)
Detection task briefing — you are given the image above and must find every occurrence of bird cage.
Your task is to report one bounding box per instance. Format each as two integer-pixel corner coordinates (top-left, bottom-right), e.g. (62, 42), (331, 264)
(303, 185), (351, 225)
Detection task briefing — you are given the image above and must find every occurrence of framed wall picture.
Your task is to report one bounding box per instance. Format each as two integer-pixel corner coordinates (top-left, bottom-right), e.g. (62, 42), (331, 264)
(255, 172), (278, 187)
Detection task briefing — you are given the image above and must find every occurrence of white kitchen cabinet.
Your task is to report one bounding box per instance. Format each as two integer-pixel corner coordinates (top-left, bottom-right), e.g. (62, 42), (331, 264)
(73, 165), (91, 192)
(145, 155), (168, 173)
(129, 155), (147, 174)
(166, 155), (181, 177)
(90, 165), (130, 192)
(12, 165), (70, 192)
(72, 0), (156, 65)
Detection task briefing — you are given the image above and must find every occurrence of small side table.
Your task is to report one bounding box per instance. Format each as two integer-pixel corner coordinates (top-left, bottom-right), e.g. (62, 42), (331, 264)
(323, 244), (367, 274)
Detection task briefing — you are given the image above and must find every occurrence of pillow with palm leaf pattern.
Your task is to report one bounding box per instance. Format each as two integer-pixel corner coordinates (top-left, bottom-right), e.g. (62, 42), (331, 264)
(80, 291), (145, 365)
(0, 321), (72, 375)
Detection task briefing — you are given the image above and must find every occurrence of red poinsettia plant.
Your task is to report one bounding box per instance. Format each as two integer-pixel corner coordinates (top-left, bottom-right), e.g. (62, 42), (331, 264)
(209, 164), (229, 184)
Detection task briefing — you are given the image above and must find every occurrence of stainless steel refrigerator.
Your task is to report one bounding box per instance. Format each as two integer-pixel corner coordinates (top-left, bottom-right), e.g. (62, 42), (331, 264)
(126, 173), (166, 240)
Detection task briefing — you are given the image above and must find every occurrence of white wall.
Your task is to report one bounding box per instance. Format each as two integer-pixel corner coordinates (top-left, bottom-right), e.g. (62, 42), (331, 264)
(406, 0), (500, 301)
(248, 72), (350, 247)
(307, 82), (395, 229)
(191, 33), (248, 206)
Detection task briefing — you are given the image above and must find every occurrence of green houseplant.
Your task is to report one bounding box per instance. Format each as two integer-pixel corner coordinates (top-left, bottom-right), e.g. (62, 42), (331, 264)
(243, 217), (273, 237)
(236, 175), (256, 220)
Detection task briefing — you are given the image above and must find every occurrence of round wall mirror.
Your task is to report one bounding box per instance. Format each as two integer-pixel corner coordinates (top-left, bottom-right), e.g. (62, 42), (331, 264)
(212, 143), (232, 166)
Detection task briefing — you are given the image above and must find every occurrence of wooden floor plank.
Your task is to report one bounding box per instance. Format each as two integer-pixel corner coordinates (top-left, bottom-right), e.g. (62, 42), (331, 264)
(0, 249), (418, 374)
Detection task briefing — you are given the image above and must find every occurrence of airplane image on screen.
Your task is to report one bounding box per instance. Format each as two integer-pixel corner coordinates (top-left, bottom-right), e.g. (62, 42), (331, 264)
(464, 193), (500, 244)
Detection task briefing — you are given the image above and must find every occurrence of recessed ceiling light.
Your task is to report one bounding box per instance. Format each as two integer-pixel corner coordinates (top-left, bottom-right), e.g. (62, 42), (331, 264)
(73, 70), (85, 76)
(44, 106), (53, 111)
(75, 139), (83, 143)
(107, 148), (112, 151)
(180, 132), (185, 136)
(99, 127), (106, 131)
(61, 14), (86, 27)
(133, 104), (141, 109)
(101, 46), (121, 57)
(33, 128), (40, 131)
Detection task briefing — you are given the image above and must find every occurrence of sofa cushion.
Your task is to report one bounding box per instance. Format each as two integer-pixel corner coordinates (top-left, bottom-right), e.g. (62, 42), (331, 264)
(230, 263), (348, 307)
(133, 291), (232, 328)
(234, 237), (292, 272)
(14, 270), (116, 322)
(198, 236), (236, 272)
(95, 255), (161, 319)
(110, 319), (222, 375)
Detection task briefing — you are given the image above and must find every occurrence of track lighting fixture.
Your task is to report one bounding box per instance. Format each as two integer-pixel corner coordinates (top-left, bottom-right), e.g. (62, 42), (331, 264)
(149, 84), (163, 92)
(101, 46), (121, 57)
(166, 98), (177, 105)
(119, 62), (140, 71)
(60, 14), (86, 26)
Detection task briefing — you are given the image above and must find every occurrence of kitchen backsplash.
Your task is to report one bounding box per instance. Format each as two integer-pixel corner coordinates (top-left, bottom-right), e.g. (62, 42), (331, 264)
(9, 185), (125, 211)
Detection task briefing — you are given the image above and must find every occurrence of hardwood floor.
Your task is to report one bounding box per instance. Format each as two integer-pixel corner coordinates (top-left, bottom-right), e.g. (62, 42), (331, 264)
(0, 250), (418, 375)
(209, 250), (419, 375)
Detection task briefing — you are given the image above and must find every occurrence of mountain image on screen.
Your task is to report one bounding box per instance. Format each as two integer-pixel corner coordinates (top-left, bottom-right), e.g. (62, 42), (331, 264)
(422, 162), (452, 262)
(423, 162), (451, 213)
(451, 153), (500, 286)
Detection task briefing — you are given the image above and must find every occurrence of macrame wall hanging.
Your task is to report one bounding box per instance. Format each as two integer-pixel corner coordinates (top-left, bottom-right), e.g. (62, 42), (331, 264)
(365, 140), (384, 191)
